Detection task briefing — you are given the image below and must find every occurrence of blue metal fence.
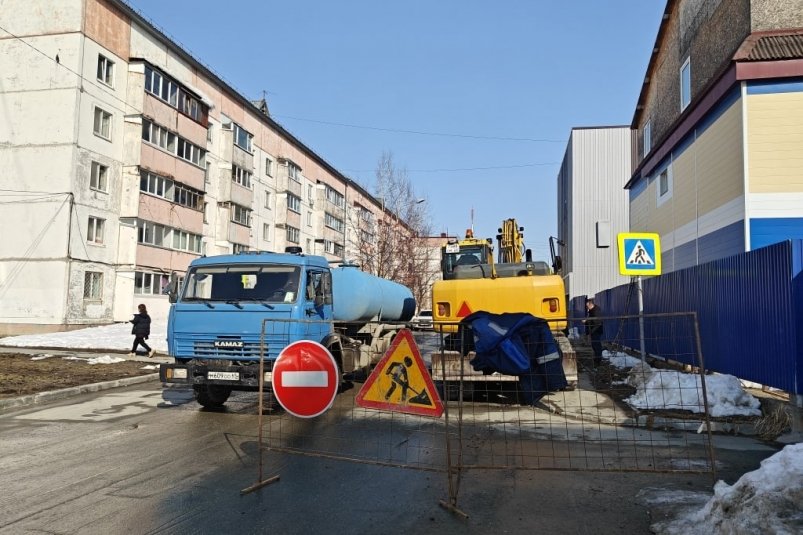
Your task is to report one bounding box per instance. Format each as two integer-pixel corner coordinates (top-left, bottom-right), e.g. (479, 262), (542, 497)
(593, 240), (802, 395)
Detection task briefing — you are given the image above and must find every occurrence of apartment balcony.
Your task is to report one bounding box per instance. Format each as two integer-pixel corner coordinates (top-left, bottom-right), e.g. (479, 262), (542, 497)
(143, 94), (206, 147)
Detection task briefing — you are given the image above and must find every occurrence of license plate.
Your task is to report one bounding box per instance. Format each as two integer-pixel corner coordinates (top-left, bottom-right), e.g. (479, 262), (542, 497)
(208, 371), (239, 381)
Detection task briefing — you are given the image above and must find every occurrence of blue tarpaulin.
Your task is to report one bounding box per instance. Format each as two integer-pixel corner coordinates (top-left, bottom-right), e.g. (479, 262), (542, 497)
(461, 311), (567, 405)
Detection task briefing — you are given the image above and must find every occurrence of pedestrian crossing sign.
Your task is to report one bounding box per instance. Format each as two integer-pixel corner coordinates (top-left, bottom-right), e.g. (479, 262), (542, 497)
(355, 328), (444, 418)
(618, 232), (662, 275)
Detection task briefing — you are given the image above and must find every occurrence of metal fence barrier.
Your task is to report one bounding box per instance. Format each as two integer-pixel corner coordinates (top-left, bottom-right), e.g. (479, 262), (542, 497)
(244, 313), (716, 515)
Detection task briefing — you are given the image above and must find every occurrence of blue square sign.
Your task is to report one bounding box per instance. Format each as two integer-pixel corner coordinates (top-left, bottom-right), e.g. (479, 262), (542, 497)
(618, 233), (661, 275)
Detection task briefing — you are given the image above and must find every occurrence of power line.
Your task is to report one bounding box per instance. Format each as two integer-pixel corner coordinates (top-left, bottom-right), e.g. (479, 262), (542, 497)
(274, 114), (566, 143)
(343, 162), (560, 173)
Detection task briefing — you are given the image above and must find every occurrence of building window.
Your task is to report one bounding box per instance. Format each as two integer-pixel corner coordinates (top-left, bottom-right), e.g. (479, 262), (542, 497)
(142, 119), (176, 153)
(680, 57), (691, 111)
(643, 120), (651, 156)
(140, 170), (203, 211)
(325, 212), (344, 233)
(287, 194), (301, 213)
(232, 203), (251, 226)
(87, 216), (105, 244)
(263, 222), (270, 241)
(83, 271), (103, 300)
(232, 164), (252, 188)
(93, 106), (112, 140)
(265, 157), (273, 176)
(134, 270), (169, 295)
(144, 64), (208, 125)
(137, 219), (202, 253)
(287, 162), (301, 183)
(141, 119), (205, 167)
(657, 167), (673, 206)
(306, 211), (312, 227)
(203, 202), (208, 223)
(324, 240), (344, 257)
(90, 161), (108, 192)
(264, 190), (271, 209)
(97, 54), (114, 87)
(173, 229), (203, 252)
(233, 243), (249, 254)
(232, 122), (253, 152)
(286, 225), (300, 244)
(307, 184), (314, 202)
(325, 185), (345, 208)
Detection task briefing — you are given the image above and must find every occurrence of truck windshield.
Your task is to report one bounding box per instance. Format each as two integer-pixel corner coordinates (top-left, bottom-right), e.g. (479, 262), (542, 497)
(181, 265), (301, 303)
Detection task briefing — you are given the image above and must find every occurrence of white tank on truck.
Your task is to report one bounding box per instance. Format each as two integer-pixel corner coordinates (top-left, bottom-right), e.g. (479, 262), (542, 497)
(160, 248), (416, 408)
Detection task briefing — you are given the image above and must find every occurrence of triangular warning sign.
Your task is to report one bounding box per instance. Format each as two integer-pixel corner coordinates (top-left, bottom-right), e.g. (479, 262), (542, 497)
(356, 328), (444, 417)
(456, 301), (472, 318)
(626, 240), (654, 265)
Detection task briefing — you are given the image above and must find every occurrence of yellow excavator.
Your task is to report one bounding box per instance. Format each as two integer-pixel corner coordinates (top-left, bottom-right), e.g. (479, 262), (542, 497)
(431, 219), (576, 397)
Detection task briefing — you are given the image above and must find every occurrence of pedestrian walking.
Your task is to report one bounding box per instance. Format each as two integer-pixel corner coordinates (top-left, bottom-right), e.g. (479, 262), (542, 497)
(129, 303), (155, 358)
(583, 298), (603, 365)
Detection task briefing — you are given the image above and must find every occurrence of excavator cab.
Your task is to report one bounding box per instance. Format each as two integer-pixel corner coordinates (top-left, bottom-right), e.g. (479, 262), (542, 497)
(441, 231), (494, 280)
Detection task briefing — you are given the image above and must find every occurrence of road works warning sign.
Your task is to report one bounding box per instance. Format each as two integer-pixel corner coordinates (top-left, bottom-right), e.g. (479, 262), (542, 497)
(356, 329), (444, 418)
(618, 232), (662, 276)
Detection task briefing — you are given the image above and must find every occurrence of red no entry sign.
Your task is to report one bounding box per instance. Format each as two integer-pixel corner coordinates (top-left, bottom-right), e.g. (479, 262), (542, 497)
(272, 340), (339, 418)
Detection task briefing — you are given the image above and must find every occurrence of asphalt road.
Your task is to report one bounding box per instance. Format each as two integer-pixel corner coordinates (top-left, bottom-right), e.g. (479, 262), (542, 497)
(0, 377), (780, 535)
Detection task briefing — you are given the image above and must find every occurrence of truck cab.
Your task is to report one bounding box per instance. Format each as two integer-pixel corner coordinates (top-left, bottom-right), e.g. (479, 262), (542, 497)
(161, 251), (336, 407)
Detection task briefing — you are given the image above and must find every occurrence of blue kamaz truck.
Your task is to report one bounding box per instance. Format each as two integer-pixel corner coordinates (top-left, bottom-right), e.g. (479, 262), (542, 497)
(160, 248), (416, 408)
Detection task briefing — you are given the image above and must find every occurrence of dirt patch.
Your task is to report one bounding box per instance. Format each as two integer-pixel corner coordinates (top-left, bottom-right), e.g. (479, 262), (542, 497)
(0, 353), (157, 399)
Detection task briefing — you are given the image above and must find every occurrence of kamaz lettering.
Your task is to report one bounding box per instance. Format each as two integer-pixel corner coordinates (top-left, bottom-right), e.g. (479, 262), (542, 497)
(214, 340), (244, 348)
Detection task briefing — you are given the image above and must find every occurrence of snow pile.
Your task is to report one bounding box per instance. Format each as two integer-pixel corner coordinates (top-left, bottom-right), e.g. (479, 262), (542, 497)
(0, 320), (168, 352)
(653, 443), (803, 534)
(601, 350), (761, 417)
(86, 355), (127, 365)
(603, 349), (645, 369)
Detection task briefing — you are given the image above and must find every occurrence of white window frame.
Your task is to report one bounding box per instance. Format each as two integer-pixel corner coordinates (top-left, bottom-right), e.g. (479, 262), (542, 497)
(232, 122), (253, 152)
(231, 204), (251, 226)
(87, 216), (105, 244)
(134, 270), (169, 295)
(97, 54), (114, 87)
(306, 210), (312, 227)
(643, 120), (651, 156)
(90, 161), (108, 192)
(286, 225), (300, 244)
(263, 222), (270, 241)
(656, 165), (673, 207)
(680, 57), (691, 111)
(287, 162), (301, 183)
(287, 194), (301, 213)
(264, 190), (271, 209)
(232, 164), (252, 189)
(265, 157), (273, 177)
(93, 106), (112, 140)
(83, 271), (103, 300)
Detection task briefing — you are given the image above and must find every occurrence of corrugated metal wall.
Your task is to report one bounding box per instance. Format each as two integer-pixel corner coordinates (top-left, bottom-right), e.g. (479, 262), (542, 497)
(560, 127), (632, 302)
(593, 240), (802, 394)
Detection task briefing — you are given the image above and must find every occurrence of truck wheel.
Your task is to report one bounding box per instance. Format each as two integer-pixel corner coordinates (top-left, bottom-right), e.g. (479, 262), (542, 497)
(194, 385), (232, 408)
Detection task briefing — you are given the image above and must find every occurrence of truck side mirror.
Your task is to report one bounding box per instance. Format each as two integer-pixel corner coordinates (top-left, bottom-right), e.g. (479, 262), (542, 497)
(167, 272), (179, 303)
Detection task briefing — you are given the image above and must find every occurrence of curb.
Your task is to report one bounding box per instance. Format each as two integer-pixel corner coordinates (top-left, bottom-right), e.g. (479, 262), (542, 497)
(0, 373), (160, 412)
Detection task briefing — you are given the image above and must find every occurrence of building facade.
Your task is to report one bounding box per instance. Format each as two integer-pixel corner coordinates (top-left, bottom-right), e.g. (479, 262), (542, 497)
(557, 126), (633, 309)
(0, 0), (395, 334)
(626, 0), (803, 273)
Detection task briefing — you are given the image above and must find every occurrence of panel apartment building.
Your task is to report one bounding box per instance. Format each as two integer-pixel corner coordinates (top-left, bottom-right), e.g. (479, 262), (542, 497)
(0, 0), (389, 334)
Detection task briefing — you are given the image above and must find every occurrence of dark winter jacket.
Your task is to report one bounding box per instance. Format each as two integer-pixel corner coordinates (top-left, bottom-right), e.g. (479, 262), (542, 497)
(585, 305), (602, 336)
(130, 313), (151, 337)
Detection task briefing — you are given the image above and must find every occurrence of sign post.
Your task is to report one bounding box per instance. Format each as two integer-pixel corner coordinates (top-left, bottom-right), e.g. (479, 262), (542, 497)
(617, 233), (662, 361)
(272, 340), (339, 418)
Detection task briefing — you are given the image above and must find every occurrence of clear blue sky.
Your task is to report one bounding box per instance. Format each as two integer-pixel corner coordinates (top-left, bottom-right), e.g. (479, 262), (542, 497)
(127, 0), (665, 260)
